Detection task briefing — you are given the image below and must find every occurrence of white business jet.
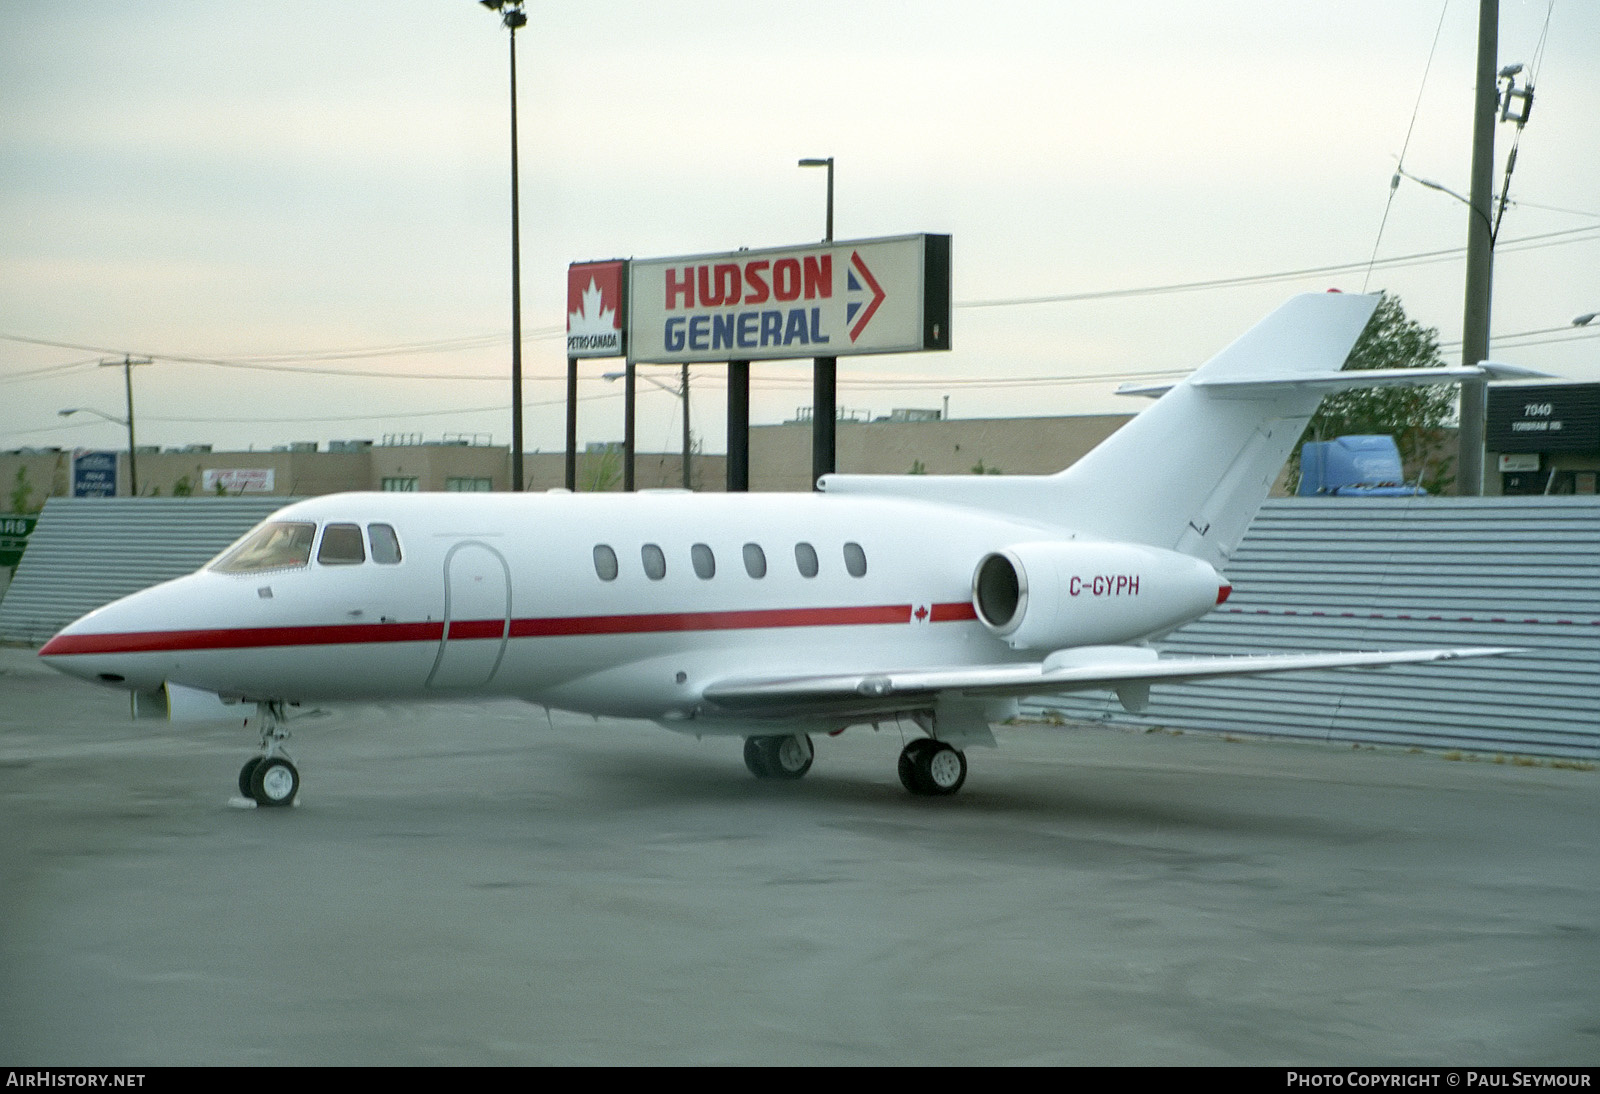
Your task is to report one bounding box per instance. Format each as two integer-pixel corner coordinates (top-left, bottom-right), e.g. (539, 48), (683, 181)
(40, 293), (1520, 806)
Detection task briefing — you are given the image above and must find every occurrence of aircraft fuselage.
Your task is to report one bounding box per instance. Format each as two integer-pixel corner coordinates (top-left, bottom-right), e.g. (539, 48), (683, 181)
(40, 489), (1221, 730)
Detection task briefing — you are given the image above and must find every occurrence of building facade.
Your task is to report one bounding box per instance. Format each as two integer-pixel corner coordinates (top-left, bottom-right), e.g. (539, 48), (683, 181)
(1485, 382), (1600, 496)
(2, 414), (1137, 503)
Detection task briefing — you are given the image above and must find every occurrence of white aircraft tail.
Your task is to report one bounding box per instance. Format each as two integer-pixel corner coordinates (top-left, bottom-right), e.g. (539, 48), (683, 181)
(1048, 291), (1380, 566)
(821, 292), (1521, 568)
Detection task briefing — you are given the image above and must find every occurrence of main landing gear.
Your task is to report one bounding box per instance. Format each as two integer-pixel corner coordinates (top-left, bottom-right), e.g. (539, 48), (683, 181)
(743, 734), (815, 780)
(897, 737), (967, 797)
(740, 732), (969, 796)
(238, 701), (300, 808)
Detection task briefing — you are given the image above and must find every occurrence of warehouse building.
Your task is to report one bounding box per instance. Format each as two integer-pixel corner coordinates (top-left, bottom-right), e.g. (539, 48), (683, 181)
(1, 412), (1134, 501)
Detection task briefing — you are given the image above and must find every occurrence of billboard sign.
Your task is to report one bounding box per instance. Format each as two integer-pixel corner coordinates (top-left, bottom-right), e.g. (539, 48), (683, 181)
(627, 234), (950, 365)
(1486, 384), (1600, 453)
(567, 260), (627, 358)
(203, 468), (276, 494)
(71, 450), (118, 497)
(0, 513), (38, 569)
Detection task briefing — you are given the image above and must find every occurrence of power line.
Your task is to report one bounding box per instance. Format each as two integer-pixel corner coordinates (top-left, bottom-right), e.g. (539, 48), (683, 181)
(955, 225), (1599, 309)
(0, 356), (106, 385)
(1364, 0), (1454, 292)
(8, 224), (1599, 382)
(1439, 323), (1600, 352)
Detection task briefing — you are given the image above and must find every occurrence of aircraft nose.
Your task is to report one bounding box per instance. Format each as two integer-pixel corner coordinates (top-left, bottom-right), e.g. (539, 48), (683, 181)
(37, 588), (175, 690)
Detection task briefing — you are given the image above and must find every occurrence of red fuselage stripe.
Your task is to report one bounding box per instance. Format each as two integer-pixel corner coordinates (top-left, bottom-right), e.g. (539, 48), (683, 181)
(40, 602), (977, 657)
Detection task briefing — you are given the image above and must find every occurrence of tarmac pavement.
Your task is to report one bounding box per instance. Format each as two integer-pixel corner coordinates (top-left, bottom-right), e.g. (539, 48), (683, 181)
(1, 644), (1595, 1066)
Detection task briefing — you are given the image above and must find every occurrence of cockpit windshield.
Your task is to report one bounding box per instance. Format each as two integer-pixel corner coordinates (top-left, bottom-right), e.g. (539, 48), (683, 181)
(210, 521), (317, 573)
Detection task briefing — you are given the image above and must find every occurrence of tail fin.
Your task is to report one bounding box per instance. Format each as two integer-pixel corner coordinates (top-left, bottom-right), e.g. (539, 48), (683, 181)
(1051, 291), (1379, 566)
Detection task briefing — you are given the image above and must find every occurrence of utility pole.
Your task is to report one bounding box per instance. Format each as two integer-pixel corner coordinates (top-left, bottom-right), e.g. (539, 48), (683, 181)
(98, 355), (151, 497)
(680, 363), (692, 489)
(1457, 0), (1498, 496)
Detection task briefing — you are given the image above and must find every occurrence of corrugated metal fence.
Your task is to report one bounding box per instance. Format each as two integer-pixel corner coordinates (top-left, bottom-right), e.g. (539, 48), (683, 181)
(4, 495), (1596, 760)
(0, 496), (291, 645)
(1027, 496), (1599, 760)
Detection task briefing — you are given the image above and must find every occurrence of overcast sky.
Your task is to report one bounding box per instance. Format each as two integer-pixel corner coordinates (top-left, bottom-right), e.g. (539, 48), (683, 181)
(3, 0), (1596, 459)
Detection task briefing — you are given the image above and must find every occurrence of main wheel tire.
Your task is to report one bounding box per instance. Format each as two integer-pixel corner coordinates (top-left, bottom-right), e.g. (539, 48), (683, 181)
(898, 738), (966, 796)
(249, 756), (300, 807)
(767, 734), (813, 780)
(745, 735), (815, 780)
(921, 742), (967, 795)
(238, 756), (263, 798)
(897, 737), (939, 794)
(743, 737), (771, 778)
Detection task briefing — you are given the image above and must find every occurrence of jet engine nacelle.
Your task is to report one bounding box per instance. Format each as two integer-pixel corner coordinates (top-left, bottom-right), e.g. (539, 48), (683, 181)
(972, 541), (1228, 651)
(131, 681), (241, 724)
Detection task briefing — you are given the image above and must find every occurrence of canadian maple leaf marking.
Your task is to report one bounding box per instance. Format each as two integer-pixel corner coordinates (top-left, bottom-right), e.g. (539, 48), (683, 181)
(568, 278), (617, 334)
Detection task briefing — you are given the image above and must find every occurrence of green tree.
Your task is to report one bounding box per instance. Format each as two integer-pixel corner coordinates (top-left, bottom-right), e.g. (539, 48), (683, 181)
(1289, 293), (1457, 494)
(582, 444), (622, 492)
(9, 466), (39, 514)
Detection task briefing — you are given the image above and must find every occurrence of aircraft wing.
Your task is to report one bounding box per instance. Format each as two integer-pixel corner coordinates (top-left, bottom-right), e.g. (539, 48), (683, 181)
(699, 646), (1515, 720)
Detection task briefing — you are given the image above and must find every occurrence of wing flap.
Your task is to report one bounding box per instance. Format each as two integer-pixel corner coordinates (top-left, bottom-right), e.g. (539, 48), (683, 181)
(699, 647), (1516, 719)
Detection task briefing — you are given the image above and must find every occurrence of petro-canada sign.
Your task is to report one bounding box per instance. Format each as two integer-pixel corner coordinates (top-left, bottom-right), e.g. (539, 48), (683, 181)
(628, 234), (950, 365)
(567, 260), (627, 359)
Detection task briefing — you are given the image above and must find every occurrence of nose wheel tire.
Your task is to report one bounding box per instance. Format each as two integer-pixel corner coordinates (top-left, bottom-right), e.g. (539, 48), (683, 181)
(743, 734), (814, 780)
(898, 738), (967, 797)
(247, 756), (300, 807)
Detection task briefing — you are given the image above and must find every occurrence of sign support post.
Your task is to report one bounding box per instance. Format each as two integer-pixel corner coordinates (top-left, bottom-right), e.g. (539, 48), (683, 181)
(564, 356), (578, 491)
(812, 358), (836, 488)
(565, 259), (630, 491)
(727, 361), (749, 492)
(623, 363), (636, 492)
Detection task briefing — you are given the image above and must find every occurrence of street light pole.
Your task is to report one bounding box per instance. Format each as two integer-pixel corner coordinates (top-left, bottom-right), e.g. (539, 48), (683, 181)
(483, 0), (528, 491)
(799, 157), (833, 242)
(604, 369), (692, 489)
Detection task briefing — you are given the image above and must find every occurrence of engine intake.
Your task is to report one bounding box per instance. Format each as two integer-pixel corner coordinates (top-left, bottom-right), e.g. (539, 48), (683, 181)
(971, 541), (1225, 651)
(131, 681), (241, 723)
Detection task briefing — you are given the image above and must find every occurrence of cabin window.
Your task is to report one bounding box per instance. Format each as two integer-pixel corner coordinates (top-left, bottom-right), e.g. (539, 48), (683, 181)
(318, 523), (366, 565)
(368, 523), (402, 565)
(642, 544), (667, 581)
(794, 542), (819, 578)
(593, 545), (619, 581)
(691, 543), (716, 579)
(742, 543), (767, 579)
(211, 521), (316, 573)
(843, 542), (867, 578)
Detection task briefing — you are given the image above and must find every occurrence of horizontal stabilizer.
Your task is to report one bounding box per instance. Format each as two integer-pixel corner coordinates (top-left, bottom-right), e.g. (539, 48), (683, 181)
(1118, 360), (1550, 399)
(700, 647), (1516, 721)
